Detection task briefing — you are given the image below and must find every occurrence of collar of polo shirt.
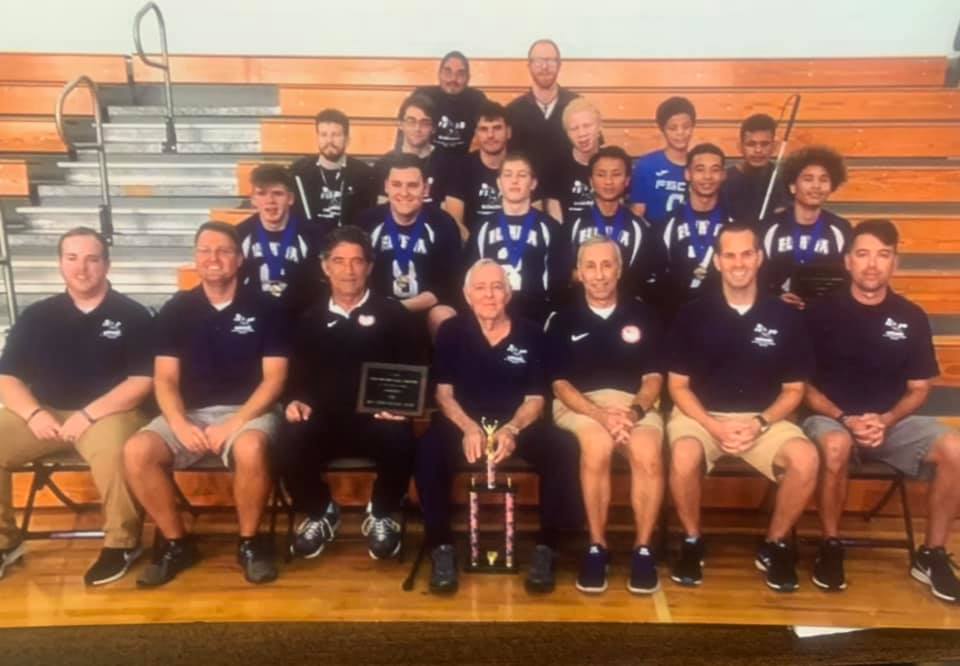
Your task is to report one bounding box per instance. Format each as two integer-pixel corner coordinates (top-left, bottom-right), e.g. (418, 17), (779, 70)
(328, 289), (370, 318)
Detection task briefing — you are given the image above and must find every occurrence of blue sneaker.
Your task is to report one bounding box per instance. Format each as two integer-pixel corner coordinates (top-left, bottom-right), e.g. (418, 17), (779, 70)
(576, 543), (609, 594)
(627, 546), (659, 594)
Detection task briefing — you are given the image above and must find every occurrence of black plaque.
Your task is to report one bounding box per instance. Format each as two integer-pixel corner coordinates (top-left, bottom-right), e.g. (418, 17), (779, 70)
(356, 362), (428, 416)
(792, 263), (848, 301)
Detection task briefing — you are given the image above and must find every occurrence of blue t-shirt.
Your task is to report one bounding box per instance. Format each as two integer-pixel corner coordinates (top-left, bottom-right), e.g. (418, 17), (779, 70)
(629, 149), (686, 227)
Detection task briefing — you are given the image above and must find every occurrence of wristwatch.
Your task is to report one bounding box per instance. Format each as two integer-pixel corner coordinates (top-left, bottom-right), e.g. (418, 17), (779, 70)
(503, 423), (521, 436)
(753, 414), (771, 434)
(629, 404), (647, 421)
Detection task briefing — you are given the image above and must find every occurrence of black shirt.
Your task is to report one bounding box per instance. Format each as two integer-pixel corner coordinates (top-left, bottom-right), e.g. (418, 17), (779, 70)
(449, 151), (503, 232)
(433, 314), (546, 422)
(506, 87), (579, 181)
(413, 85), (487, 155)
(806, 289), (939, 414)
(722, 163), (790, 227)
(761, 208), (852, 295)
(288, 292), (420, 415)
(0, 289), (153, 410)
(543, 152), (594, 224)
(154, 287), (290, 410)
(356, 204), (462, 305)
(373, 149), (460, 207)
(545, 296), (664, 393)
(236, 213), (322, 301)
(662, 203), (734, 304)
(289, 155), (379, 232)
(666, 291), (813, 412)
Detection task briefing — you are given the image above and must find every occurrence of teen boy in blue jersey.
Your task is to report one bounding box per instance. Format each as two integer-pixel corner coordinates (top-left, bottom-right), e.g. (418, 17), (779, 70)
(803, 220), (960, 602)
(357, 153), (460, 339)
(762, 146), (852, 309)
(630, 97), (696, 227)
(544, 98), (602, 225)
(124, 222), (289, 587)
(546, 236), (665, 595)
(666, 224), (819, 593)
(413, 51), (488, 156)
(465, 152), (566, 326)
(0, 228), (153, 586)
(722, 113), (790, 227)
(416, 260), (583, 596)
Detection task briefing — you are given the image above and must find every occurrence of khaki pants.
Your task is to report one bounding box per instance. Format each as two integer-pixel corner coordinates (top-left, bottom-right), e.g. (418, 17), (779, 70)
(0, 407), (147, 549)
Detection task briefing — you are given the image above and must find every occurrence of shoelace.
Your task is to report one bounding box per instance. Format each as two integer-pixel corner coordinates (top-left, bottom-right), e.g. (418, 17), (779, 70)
(372, 517), (400, 540)
(299, 517), (334, 542)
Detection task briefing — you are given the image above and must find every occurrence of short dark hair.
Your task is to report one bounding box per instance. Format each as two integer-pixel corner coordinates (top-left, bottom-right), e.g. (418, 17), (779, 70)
(782, 145), (847, 191)
(686, 142), (726, 168)
(589, 145), (632, 175)
(314, 108), (350, 136)
(739, 113), (777, 139)
(476, 100), (509, 125)
(500, 151), (536, 177)
(398, 93), (436, 122)
(249, 164), (295, 192)
(714, 222), (761, 253)
(527, 38), (561, 59)
(656, 96), (696, 129)
(849, 219), (899, 253)
(440, 50), (469, 75)
(385, 152), (426, 180)
(194, 221), (241, 252)
(322, 225), (374, 263)
(58, 226), (110, 262)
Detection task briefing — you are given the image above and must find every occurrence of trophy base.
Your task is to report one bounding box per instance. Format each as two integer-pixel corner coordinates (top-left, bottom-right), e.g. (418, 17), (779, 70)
(464, 562), (518, 575)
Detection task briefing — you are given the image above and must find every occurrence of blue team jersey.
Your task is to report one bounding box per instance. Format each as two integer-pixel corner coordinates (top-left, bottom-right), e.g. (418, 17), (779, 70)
(629, 149), (686, 227)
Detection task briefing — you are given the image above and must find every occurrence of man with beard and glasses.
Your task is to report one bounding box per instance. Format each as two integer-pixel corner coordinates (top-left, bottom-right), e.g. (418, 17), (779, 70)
(413, 51), (488, 156)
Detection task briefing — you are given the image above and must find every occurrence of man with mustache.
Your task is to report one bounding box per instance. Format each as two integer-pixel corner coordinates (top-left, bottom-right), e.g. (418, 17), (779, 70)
(413, 51), (488, 156)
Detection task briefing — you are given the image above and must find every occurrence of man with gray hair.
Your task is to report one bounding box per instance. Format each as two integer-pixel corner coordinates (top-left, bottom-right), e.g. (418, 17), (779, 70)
(545, 235), (665, 595)
(415, 259), (583, 595)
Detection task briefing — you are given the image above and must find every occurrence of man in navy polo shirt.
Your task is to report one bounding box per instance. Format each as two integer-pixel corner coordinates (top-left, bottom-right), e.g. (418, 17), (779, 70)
(357, 153), (461, 339)
(464, 151), (567, 326)
(124, 221), (289, 587)
(413, 51), (488, 156)
(415, 259), (582, 595)
(281, 226), (419, 562)
(546, 236), (665, 595)
(803, 219), (960, 602)
(0, 227), (153, 586)
(543, 98), (601, 225)
(666, 223), (819, 592)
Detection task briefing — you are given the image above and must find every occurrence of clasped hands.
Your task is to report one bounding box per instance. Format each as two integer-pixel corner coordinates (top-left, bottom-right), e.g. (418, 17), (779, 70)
(462, 424), (515, 465)
(841, 413), (887, 448)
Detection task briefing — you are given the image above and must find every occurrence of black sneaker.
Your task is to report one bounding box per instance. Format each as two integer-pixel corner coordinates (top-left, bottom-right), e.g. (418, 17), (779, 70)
(290, 501), (341, 559)
(83, 546), (144, 586)
(628, 546), (659, 594)
(911, 546), (960, 603)
(671, 537), (705, 586)
(812, 538), (847, 591)
(362, 510), (402, 560)
(525, 544), (556, 594)
(576, 543), (609, 593)
(429, 544), (458, 594)
(756, 540), (799, 592)
(238, 535), (277, 584)
(136, 537), (198, 588)
(0, 543), (25, 579)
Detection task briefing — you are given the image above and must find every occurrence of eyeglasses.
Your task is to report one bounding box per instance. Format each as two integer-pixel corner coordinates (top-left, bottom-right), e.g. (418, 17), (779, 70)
(529, 57), (559, 68)
(402, 117), (433, 130)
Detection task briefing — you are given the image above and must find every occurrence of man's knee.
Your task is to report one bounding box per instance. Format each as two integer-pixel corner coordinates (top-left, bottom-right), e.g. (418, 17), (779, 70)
(231, 430), (270, 470)
(818, 429), (853, 475)
(626, 429), (663, 478)
(779, 437), (820, 481)
(670, 437), (704, 476)
(930, 430), (960, 471)
(123, 431), (171, 473)
(578, 427), (615, 474)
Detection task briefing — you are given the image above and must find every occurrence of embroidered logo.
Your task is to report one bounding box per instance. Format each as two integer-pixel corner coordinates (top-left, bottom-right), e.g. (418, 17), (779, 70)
(655, 169), (669, 177)
(326, 320), (339, 328)
(621, 325), (641, 344)
(570, 333), (590, 342)
(504, 343), (528, 365)
(358, 314), (376, 327)
(231, 314), (256, 335)
(100, 319), (123, 340)
(751, 323), (779, 348)
(883, 317), (908, 341)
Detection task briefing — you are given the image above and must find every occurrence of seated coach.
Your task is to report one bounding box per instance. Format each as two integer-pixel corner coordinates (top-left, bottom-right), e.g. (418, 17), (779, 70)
(666, 223), (819, 593)
(803, 219), (960, 602)
(0, 228), (152, 585)
(415, 259), (582, 595)
(282, 226), (419, 561)
(545, 236), (665, 595)
(124, 222), (289, 587)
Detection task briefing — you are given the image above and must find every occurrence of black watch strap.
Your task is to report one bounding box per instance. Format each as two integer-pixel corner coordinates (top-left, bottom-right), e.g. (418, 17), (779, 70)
(754, 414), (771, 433)
(630, 404), (646, 420)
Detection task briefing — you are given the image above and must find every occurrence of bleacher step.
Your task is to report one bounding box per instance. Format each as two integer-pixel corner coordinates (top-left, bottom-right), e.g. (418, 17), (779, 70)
(58, 162), (236, 184)
(107, 105), (280, 120)
(37, 183), (238, 198)
(102, 123), (260, 143)
(16, 206), (212, 231)
(104, 142), (260, 155)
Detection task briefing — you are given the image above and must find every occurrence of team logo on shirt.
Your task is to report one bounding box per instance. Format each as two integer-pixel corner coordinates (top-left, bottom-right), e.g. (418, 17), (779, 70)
(751, 323), (779, 348)
(100, 319), (123, 340)
(883, 317), (908, 341)
(570, 332), (590, 342)
(776, 236), (830, 256)
(621, 325), (642, 344)
(358, 314), (376, 327)
(655, 169), (669, 177)
(231, 314), (257, 335)
(504, 344), (528, 365)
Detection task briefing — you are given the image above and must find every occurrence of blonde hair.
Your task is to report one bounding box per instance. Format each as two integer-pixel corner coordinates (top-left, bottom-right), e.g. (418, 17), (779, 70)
(562, 98), (602, 130)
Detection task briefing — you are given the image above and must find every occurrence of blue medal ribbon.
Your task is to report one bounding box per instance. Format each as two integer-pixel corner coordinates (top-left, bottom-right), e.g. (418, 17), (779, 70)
(385, 209), (427, 274)
(683, 204), (725, 262)
(789, 210), (826, 265)
(591, 205), (626, 242)
(254, 215), (299, 281)
(496, 211), (537, 268)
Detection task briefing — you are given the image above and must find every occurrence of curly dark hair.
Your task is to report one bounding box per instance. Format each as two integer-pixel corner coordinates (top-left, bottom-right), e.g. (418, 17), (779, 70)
(781, 145), (847, 192)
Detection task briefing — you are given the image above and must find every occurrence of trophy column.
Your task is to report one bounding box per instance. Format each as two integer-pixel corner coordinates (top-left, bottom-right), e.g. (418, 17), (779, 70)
(465, 418), (518, 574)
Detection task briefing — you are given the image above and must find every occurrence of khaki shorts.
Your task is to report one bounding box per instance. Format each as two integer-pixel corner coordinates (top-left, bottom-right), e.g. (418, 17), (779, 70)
(554, 388), (664, 439)
(666, 409), (806, 481)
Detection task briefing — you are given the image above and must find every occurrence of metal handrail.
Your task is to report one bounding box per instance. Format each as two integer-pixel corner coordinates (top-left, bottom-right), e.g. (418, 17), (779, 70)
(55, 76), (114, 244)
(0, 208), (19, 325)
(133, 1), (177, 153)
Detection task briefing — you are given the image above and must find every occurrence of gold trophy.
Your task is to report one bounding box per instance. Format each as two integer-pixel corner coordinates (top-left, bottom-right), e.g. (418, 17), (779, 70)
(466, 417), (517, 573)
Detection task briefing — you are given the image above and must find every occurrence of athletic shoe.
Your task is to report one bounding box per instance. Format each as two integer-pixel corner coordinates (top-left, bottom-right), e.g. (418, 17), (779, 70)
(812, 538), (847, 591)
(83, 545), (143, 586)
(290, 501), (341, 559)
(671, 537), (705, 586)
(525, 544), (556, 594)
(238, 535), (277, 584)
(911, 546), (960, 603)
(0, 543), (25, 579)
(756, 540), (799, 592)
(576, 543), (609, 593)
(429, 544), (458, 594)
(137, 537), (198, 587)
(627, 545), (659, 594)
(362, 512), (402, 560)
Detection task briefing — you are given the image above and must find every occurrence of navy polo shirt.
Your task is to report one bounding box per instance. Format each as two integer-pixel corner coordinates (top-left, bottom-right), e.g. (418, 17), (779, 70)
(432, 314), (546, 422)
(666, 291), (813, 412)
(545, 297), (664, 393)
(154, 286), (290, 410)
(0, 289), (153, 410)
(806, 288), (939, 414)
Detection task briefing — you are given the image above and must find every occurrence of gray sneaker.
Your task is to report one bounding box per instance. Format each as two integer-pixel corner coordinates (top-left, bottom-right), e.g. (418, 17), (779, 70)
(290, 501), (341, 559)
(429, 544), (458, 594)
(0, 543), (25, 580)
(362, 509), (402, 560)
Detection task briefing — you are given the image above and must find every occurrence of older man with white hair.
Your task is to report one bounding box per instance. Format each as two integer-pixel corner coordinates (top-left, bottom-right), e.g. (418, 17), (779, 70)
(415, 259), (582, 596)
